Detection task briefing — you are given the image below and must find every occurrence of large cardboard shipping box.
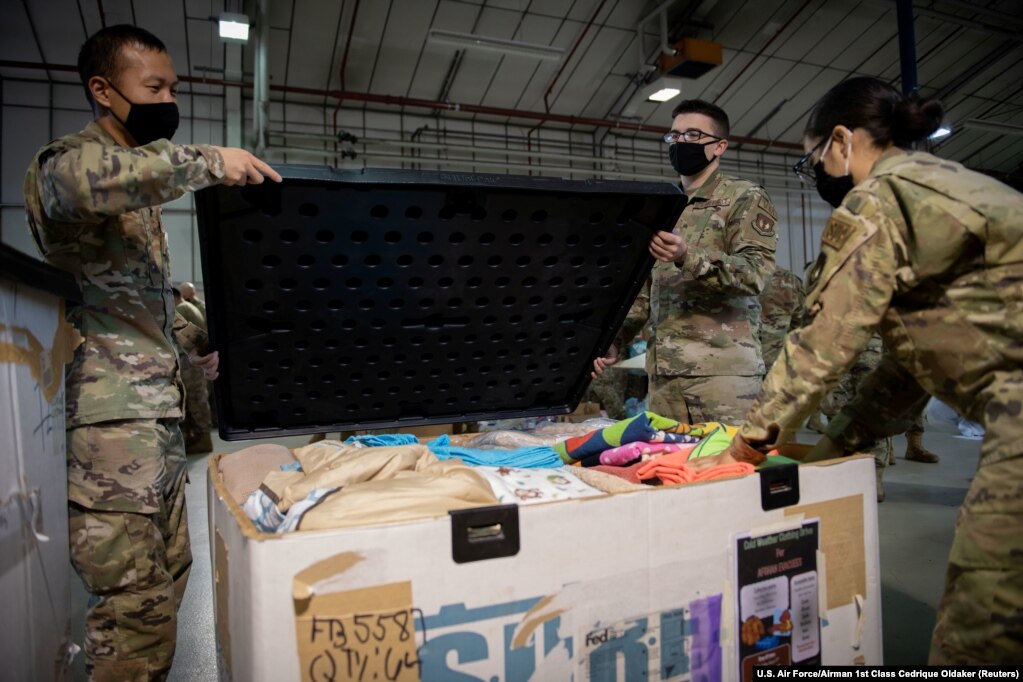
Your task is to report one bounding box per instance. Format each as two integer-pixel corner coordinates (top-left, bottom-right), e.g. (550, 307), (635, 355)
(209, 453), (882, 681)
(198, 169), (883, 680)
(0, 246), (81, 681)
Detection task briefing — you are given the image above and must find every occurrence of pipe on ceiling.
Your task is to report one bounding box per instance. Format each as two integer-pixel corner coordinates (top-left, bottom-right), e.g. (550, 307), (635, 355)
(0, 59), (803, 150)
(895, 0), (918, 96)
(635, 0), (679, 73)
(253, 0), (270, 155)
(332, 0), (362, 137)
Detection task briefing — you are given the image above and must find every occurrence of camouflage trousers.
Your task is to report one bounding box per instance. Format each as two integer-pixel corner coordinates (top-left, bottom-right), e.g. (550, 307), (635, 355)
(648, 374), (762, 425)
(178, 354), (211, 445)
(930, 373), (1023, 664)
(67, 419), (192, 681)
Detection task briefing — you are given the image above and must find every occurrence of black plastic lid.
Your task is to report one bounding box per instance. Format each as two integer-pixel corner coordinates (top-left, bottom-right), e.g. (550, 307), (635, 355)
(196, 166), (685, 440)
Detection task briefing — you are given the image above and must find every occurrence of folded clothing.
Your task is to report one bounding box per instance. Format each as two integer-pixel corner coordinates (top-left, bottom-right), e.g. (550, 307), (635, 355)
(636, 450), (755, 486)
(590, 462), (646, 485)
(553, 413), (659, 463)
(242, 443), (499, 532)
(584, 441), (697, 468)
(428, 434), (562, 468)
(284, 460), (498, 531)
(476, 466), (604, 505)
(554, 412), (734, 463)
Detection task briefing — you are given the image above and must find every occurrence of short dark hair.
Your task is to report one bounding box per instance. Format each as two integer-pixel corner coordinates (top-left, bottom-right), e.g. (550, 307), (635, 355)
(805, 76), (944, 148)
(670, 99), (730, 139)
(77, 25), (167, 107)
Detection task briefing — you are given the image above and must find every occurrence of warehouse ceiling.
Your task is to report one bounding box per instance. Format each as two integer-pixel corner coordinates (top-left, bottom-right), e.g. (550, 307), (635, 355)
(2, 0), (1022, 179)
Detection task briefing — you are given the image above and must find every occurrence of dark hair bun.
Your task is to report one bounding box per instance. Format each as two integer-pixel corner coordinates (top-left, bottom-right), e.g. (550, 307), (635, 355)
(891, 95), (945, 146)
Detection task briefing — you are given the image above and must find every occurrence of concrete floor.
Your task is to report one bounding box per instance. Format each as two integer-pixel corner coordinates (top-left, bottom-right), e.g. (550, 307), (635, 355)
(70, 427), (982, 678)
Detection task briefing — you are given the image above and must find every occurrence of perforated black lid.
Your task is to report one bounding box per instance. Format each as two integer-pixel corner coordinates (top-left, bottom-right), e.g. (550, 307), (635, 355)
(196, 166), (685, 440)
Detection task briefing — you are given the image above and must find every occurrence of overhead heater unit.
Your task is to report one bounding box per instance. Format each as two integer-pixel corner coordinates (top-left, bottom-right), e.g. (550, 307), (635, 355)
(659, 38), (723, 79)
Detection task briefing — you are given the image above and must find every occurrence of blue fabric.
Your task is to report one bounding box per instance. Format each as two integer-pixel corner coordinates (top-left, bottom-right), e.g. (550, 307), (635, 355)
(279, 461), (303, 472)
(426, 434), (562, 469)
(344, 433), (419, 447)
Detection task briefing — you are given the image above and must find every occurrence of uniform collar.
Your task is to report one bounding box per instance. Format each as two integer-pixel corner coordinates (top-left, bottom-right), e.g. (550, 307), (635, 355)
(82, 119), (122, 146)
(870, 146), (909, 176)
(687, 168), (724, 203)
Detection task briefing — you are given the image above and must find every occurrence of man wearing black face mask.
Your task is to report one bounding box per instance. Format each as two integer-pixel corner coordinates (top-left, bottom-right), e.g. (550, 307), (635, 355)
(594, 100), (778, 426)
(23, 25), (281, 680)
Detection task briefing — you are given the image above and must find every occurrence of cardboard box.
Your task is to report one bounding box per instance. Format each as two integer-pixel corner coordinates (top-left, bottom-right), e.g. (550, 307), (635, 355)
(208, 451), (882, 680)
(0, 246), (81, 681)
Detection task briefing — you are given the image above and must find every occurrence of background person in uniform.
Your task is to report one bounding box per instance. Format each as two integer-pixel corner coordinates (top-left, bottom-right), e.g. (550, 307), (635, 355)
(177, 280), (219, 430)
(758, 266), (806, 371)
(706, 76), (1023, 664)
(592, 100), (778, 425)
(23, 25), (280, 680)
(173, 285), (213, 454)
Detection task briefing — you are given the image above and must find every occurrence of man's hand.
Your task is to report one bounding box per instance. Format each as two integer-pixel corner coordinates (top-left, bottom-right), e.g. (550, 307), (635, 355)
(214, 147), (282, 186)
(591, 344), (619, 379)
(687, 434), (766, 473)
(649, 230), (688, 263)
(189, 350), (219, 381)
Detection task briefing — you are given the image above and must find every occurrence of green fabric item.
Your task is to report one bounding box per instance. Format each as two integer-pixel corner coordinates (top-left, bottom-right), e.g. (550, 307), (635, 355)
(686, 426), (733, 459)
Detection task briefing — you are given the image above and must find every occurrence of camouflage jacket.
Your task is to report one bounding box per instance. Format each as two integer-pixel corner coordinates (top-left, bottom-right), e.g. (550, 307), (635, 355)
(758, 267), (806, 370)
(618, 169), (778, 376)
(741, 149), (1023, 464)
(23, 121), (225, 427)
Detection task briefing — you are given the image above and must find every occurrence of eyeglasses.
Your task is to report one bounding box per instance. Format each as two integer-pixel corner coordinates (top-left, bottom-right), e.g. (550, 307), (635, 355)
(663, 128), (721, 145)
(793, 140), (825, 184)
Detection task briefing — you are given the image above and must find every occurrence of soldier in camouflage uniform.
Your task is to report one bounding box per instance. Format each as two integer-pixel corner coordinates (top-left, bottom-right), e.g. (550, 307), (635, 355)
(23, 25), (279, 680)
(172, 287), (212, 454)
(594, 100), (777, 425)
(758, 267), (806, 371)
(709, 77), (1023, 664)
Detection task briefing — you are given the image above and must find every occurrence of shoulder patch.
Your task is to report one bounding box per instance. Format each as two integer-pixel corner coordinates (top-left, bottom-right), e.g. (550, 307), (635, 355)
(752, 212), (776, 237)
(756, 193), (776, 217)
(821, 214), (859, 251)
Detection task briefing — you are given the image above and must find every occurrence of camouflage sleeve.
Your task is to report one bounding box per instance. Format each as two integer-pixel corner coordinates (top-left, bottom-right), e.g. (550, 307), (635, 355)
(173, 311), (209, 356)
(614, 277), (650, 350)
(677, 186), (778, 296)
(35, 139), (225, 223)
(825, 353), (930, 452)
(789, 278), (808, 331)
(739, 194), (898, 449)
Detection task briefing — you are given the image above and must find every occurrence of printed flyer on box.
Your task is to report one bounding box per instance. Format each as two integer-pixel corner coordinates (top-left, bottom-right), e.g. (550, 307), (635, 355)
(735, 520), (821, 681)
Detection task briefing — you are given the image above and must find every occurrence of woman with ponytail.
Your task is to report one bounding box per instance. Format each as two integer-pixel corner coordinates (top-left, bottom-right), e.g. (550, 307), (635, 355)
(699, 76), (1023, 663)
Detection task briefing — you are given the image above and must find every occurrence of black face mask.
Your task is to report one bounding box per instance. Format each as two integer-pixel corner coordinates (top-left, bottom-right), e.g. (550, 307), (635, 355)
(668, 141), (716, 176)
(813, 161), (854, 208)
(105, 80), (179, 146)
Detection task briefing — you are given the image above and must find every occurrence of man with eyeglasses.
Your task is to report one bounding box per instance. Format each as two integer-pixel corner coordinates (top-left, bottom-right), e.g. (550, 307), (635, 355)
(594, 100), (778, 426)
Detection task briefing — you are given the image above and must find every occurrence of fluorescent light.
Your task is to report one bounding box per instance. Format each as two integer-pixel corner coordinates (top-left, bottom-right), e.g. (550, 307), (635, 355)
(219, 13), (250, 43)
(648, 86), (681, 102)
(641, 76), (684, 103)
(427, 29), (564, 61)
(929, 126), (952, 140)
(962, 118), (1023, 137)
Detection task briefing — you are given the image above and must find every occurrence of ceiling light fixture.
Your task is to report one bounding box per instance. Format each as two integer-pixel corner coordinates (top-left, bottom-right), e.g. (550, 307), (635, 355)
(641, 76), (684, 103)
(218, 13), (250, 43)
(962, 118), (1023, 137)
(929, 125), (952, 140)
(427, 29), (564, 61)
